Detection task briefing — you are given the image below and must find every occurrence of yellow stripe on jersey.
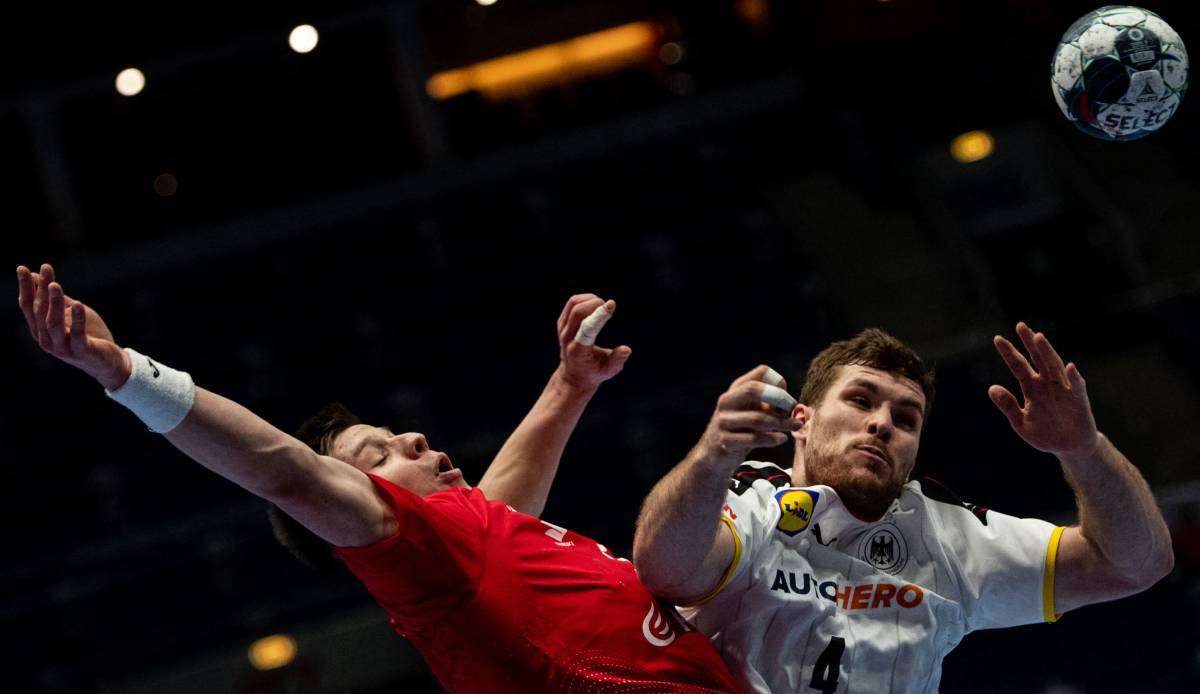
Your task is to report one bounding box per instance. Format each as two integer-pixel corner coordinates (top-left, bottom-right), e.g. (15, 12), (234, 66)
(682, 515), (743, 607)
(1042, 526), (1066, 623)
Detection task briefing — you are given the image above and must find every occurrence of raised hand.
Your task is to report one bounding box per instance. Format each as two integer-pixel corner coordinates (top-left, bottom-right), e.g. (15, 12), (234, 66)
(989, 322), (1099, 459)
(698, 365), (800, 462)
(17, 263), (130, 390)
(555, 293), (632, 391)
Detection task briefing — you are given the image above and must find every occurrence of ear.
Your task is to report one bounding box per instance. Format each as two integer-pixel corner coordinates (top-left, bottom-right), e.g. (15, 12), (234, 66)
(790, 403), (812, 444)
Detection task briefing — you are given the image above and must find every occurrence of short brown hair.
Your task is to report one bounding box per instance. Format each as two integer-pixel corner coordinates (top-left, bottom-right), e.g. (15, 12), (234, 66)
(799, 329), (935, 424)
(267, 402), (361, 575)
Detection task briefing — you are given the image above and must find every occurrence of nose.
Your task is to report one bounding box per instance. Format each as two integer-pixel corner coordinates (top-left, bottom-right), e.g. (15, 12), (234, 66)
(394, 432), (429, 458)
(866, 409), (893, 441)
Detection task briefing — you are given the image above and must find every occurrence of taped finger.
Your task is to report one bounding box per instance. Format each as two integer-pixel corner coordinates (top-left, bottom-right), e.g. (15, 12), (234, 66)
(574, 302), (612, 346)
(760, 384), (797, 412)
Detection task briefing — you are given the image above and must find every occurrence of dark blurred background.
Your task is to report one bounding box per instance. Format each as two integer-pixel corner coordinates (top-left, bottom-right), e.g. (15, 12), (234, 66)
(4, 0), (1200, 691)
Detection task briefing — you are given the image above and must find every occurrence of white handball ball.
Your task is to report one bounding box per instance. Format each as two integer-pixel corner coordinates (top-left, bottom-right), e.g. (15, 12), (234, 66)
(1050, 5), (1188, 141)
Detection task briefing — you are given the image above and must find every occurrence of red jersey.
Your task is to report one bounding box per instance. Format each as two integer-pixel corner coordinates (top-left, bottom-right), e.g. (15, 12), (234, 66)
(335, 476), (738, 693)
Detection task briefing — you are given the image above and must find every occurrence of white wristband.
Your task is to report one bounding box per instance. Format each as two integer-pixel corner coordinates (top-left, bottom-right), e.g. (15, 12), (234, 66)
(105, 348), (196, 433)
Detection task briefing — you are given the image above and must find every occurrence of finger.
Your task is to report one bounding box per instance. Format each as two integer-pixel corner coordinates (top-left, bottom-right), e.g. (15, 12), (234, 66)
(721, 381), (791, 412)
(32, 271), (50, 343)
(760, 384), (798, 412)
(1065, 362), (1086, 392)
(602, 345), (632, 373)
(1015, 322), (1045, 374)
(1034, 331), (1067, 381)
(993, 335), (1036, 389)
(557, 293), (599, 335)
(730, 364), (784, 389)
(560, 297), (604, 343)
(988, 385), (1023, 428)
(572, 300), (613, 347)
(16, 266), (38, 336)
(719, 411), (797, 433)
(46, 282), (68, 351)
(69, 300), (88, 354)
(762, 367), (787, 390)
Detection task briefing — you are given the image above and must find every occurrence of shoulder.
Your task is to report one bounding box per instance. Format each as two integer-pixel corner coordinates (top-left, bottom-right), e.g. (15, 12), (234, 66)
(906, 476), (991, 527)
(728, 460), (792, 497)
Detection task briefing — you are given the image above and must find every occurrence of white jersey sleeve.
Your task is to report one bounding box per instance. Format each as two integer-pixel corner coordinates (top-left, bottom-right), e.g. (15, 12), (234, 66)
(923, 491), (1065, 632)
(687, 461), (789, 606)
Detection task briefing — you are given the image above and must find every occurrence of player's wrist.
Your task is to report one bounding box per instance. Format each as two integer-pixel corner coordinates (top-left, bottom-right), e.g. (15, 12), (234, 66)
(93, 345), (133, 391)
(551, 363), (600, 398)
(1054, 431), (1106, 467)
(106, 348), (196, 433)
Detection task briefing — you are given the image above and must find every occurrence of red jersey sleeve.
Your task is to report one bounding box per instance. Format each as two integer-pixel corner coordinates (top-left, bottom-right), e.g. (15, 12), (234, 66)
(334, 476), (486, 630)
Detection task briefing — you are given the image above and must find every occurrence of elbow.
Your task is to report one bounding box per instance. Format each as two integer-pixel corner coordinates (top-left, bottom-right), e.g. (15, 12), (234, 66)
(1150, 544), (1175, 583)
(1120, 543), (1174, 592)
(631, 530), (672, 596)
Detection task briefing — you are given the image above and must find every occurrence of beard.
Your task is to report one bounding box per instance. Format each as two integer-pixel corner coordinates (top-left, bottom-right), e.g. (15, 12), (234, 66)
(801, 429), (906, 522)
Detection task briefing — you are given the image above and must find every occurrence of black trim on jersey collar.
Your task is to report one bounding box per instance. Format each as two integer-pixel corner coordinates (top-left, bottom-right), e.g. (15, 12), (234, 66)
(729, 463), (791, 496)
(920, 476), (990, 526)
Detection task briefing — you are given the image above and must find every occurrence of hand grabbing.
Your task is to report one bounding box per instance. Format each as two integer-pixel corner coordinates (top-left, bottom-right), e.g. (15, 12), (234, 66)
(697, 365), (800, 464)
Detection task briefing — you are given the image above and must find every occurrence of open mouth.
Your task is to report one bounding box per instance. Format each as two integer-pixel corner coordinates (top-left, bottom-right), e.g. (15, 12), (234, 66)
(436, 455), (453, 473)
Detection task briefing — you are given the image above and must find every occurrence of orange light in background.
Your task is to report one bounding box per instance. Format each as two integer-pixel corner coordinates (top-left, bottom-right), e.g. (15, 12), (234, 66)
(734, 0), (771, 29)
(426, 21), (659, 101)
(248, 634), (297, 671)
(950, 130), (995, 163)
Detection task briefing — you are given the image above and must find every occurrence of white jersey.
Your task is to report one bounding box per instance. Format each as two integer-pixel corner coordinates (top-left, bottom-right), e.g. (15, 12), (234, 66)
(680, 462), (1064, 694)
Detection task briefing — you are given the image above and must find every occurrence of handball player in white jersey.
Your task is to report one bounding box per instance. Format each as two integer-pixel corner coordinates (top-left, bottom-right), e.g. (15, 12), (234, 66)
(633, 328), (1174, 693)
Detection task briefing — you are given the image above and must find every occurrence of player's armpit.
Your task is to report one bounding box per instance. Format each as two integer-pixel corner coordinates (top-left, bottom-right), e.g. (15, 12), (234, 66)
(271, 458), (399, 548)
(1051, 526), (1162, 615)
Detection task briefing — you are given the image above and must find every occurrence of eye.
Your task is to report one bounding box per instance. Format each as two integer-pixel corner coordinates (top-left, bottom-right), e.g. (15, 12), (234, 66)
(373, 454), (387, 468)
(897, 416), (917, 431)
(848, 395), (870, 408)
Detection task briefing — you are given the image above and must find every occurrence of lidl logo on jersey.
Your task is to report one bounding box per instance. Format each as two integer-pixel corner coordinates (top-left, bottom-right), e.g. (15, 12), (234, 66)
(774, 488), (819, 536)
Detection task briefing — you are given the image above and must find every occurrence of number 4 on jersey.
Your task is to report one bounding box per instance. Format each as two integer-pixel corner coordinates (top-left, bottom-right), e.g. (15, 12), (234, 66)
(810, 636), (845, 693)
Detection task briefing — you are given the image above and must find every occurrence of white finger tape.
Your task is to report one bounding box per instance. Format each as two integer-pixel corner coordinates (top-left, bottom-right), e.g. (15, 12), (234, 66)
(574, 304), (612, 346)
(763, 367), (785, 387)
(760, 384), (797, 411)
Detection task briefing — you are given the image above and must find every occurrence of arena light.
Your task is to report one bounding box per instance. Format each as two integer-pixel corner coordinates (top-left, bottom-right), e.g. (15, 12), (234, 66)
(115, 68), (146, 97)
(426, 21), (658, 101)
(475, 0), (499, 5)
(288, 24), (319, 53)
(950, 130), (995, 163)
(248, 634), (297, 671)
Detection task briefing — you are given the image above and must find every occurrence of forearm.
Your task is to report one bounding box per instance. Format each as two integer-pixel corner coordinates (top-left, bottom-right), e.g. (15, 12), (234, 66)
(476, 366), (597, 516)
(633, 445), (737, 600)
(1058, 433), (1174, 581)
(165, 387), (323, 500)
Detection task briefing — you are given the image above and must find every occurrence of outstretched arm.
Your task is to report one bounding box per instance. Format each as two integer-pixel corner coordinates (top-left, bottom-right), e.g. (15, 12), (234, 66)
(990, 323), (1174, 614)
(633, 365), (798, 603)
(16, 264), (393, 548)
(477, 293), (631, 517)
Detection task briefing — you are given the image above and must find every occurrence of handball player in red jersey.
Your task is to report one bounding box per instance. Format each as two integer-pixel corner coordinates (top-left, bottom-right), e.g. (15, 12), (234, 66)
(16, 263), (739, 693)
